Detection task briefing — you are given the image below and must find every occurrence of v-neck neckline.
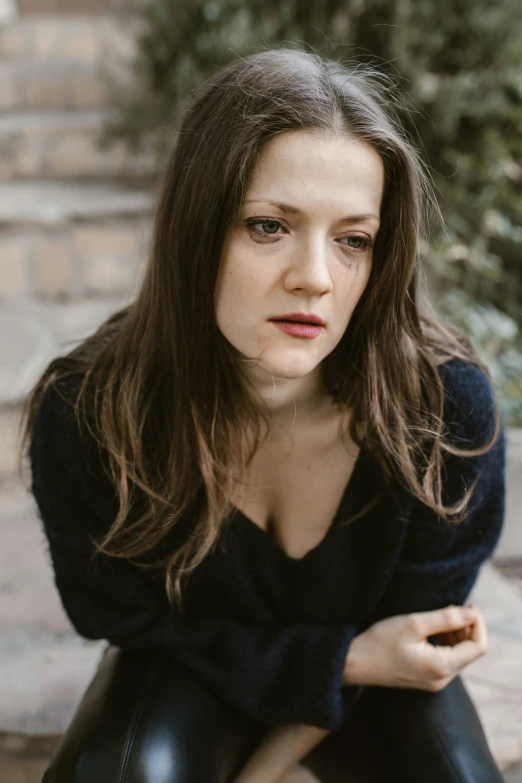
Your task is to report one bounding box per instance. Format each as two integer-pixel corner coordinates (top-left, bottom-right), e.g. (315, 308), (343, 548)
(230, 446), (368, 564)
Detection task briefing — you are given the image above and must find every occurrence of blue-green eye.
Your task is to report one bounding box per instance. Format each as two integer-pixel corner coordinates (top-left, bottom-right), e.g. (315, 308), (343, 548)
(245, 218), (374, 252)
(341, 236), (374, 251)
(246, 219), (282, 236)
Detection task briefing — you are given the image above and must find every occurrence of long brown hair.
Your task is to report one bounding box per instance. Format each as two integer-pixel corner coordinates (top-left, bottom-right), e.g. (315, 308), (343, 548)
(19, 47), (501, 614)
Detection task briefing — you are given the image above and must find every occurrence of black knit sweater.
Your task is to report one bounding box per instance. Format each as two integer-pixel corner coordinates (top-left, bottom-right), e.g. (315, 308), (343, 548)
(29, 358), (506, 730)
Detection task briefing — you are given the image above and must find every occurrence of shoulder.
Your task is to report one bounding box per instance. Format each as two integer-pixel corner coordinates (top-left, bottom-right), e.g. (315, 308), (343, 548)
(435, 357), (500, 449)
(399, 358), (506, 551)
(30, 372), (105, 495)
(32, 373), (93, 446)
(430, 357), (506, 515)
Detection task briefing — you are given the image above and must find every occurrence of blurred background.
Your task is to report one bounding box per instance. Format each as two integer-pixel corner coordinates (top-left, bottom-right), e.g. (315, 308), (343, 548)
(0, 0), (521, 780)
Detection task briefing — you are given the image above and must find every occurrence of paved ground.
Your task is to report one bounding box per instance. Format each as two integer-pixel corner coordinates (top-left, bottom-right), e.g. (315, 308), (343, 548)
(505, 761), (522, 783)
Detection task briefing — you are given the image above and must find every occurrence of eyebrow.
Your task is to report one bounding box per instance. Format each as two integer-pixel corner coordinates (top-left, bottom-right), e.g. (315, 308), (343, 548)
(243, 200), (380, 224)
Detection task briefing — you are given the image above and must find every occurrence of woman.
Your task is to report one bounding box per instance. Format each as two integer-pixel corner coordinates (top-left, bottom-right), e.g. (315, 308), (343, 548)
(21, 48), (506, 782)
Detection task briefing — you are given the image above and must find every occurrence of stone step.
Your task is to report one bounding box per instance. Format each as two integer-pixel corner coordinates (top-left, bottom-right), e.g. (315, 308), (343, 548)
(0, 1), (16, 26)
(0, 733), (62, 783)
(0, 60), (103, 112)
(0, 109), (158, 181)
(495, 428), (522, 559)
(0, 296), (129, 408)
(18, 0), (136, 12)
(19, 0), (102, 12)
(504, 761), (522, 783)
(0, 13), (138, 66)
(0, 180), (153, 300)
(0, 179), (153, 224)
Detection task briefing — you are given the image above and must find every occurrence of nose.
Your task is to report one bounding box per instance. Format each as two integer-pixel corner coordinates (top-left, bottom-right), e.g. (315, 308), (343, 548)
(283, 231), (333, 295)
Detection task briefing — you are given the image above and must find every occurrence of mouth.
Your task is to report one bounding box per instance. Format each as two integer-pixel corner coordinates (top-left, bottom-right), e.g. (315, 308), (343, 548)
(268, 313), (325, 327)
(273, 318), (317, 325)
(268, 319), (324, 339)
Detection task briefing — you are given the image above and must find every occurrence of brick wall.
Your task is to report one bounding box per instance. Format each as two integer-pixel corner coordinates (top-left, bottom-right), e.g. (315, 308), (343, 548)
(19, 0), (99, 11)
(18, 0), (134, 13)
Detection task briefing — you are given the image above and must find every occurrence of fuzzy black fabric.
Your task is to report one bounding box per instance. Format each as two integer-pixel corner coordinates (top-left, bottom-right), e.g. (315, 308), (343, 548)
(29, 358), (506, 730)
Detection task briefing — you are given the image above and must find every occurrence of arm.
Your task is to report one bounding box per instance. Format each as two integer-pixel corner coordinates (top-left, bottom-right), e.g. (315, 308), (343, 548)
(230, 723), (330, 783)
(29, 380), (360, 731)
(360, 359), (506, 631)
(231, 683), (367, 783)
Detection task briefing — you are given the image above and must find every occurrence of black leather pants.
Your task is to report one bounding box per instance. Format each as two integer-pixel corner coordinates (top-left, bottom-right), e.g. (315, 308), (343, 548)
(43, 644), (505, 783)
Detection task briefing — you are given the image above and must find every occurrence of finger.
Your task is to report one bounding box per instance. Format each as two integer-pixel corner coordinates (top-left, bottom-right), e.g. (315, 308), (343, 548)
(432, 630), (460, 646)
(438, 611), (488, 671)
(409, 605), (477, 638)
(450, 626), (474, 645)
(447, 630), (462, 646)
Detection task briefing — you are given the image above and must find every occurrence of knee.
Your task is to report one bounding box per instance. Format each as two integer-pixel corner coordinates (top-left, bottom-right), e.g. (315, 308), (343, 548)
(43, 650), (258, 783)
(43, 707), (214, 783)
(43, 658), (209, 783)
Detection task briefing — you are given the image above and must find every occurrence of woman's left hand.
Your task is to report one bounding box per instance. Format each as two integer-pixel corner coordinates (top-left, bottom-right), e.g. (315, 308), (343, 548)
(432, 623), (474, 647)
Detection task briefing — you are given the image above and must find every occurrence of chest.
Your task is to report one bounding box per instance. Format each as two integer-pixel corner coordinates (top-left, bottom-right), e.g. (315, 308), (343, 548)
(230, 429), (361, 560)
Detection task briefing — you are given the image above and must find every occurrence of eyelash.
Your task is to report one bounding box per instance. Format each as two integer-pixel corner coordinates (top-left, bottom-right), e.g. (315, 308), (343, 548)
(245, 218), (374, 253)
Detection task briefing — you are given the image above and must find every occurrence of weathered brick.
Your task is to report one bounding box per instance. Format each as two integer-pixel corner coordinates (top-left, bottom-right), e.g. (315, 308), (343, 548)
(0, 26), (27, 60)
(45, 134), (99, 178)
(0, 407), (22, 477)
(12, 141), (43, 179)
(22, 75), (64, 111)
(74, 225), (140, 257)
(24, 20), (62, 60)
(61, 29), (100, 64)
(0, 236), (28, 296)
(0, 67), (16, 111)
(19, 0), (101, 17)
(45, 134), (133, 179)
(83, 254), (143, 296)
(68, 73), (102, 110)
(32, 239), (72, 297)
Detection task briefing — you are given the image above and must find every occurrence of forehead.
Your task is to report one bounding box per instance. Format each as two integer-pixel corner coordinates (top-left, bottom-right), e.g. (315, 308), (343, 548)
(243, 129), (385, 211)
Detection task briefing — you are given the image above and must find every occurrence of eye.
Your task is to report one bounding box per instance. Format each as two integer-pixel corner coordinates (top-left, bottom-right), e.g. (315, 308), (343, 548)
(245, 218), (284, 238)
(339, 235), (374, 252)
(244, 219), (374, 253)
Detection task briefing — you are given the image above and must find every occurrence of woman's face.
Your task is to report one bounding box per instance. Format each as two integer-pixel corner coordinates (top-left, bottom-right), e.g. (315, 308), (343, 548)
(214, 129), (384, 385)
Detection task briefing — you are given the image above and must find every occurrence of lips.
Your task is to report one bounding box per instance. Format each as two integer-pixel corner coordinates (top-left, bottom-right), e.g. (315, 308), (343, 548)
(278, 318), (316, 325)
(269, 312), (325, 326)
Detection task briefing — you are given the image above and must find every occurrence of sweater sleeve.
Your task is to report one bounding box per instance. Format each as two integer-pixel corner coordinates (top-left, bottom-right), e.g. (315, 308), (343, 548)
(362, 358), (507, 628)
(29, 379), (358, 730)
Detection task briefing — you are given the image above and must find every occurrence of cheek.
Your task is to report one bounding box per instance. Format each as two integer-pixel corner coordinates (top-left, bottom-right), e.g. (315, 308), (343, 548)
(219, 243), (274, 301)
(335, 257), (369, 300)
(329, 258), (372, 333)
(215, 254), (264, 331)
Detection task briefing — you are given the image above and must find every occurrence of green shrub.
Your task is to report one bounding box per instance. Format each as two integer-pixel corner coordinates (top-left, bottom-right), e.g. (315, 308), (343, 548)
(103, 0), (522, 425)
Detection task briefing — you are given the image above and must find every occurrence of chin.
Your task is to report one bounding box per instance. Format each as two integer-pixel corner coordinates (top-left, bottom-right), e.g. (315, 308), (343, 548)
(257, 353), (321, 380)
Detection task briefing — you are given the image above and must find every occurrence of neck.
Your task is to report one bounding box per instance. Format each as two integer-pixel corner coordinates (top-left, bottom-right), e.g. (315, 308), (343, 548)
(248, 367), (336, 438)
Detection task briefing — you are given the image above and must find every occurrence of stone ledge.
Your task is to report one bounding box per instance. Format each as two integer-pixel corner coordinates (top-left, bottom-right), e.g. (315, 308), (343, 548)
(0, 60), (103, 112)
(0, 626), (106, 735)
(0, 180), (154, 226)
(0, 110), (159, 181)
(0, 297), (133, 405)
